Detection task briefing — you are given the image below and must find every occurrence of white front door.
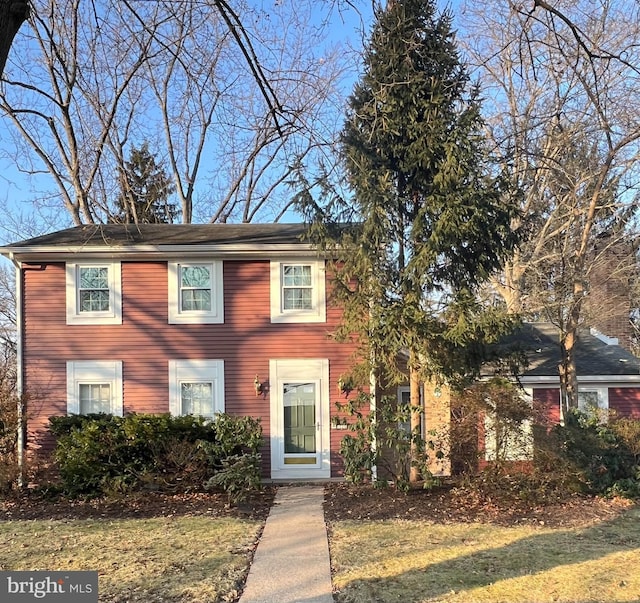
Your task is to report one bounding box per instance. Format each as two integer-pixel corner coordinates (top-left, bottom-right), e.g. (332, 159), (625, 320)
(270, 359), (330, 479)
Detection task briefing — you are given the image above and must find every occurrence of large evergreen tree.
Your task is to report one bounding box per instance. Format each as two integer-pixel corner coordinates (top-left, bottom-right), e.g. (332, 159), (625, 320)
(112, 143), (180, 224)
(303, 0), (522, 481)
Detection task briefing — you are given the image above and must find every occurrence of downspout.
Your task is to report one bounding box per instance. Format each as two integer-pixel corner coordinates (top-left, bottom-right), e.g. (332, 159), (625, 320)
(8, 253), (25, 488)
(369, 368), (377, 482)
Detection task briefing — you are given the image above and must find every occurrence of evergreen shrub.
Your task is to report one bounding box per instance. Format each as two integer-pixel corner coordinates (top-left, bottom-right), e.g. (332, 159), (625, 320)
(545, 410), (640, 498)
(49, 413), (262, 499)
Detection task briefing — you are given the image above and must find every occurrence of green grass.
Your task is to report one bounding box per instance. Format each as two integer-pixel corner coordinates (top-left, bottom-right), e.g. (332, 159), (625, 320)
(329, 507), (640, 603)
(0, 516), (261, 602)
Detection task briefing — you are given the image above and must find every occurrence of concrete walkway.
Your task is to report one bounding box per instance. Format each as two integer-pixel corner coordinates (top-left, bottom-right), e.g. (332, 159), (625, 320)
(239, 485), (334, 603)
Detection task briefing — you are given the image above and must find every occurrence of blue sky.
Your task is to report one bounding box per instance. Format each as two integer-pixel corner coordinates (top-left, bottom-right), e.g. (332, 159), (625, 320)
(0, 0), (465, 243)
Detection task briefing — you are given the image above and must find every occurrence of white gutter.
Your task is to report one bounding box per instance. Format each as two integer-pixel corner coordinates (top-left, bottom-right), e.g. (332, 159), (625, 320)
(0, 242), (320, 259)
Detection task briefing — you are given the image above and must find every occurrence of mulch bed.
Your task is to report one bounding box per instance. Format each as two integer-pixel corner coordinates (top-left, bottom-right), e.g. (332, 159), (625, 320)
(323, 481), (637, 527)
(0, 488), (276, 522)
(1, 482), (635, 528)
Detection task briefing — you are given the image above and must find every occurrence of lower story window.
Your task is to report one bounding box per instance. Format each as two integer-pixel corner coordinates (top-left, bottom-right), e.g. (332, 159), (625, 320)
(169, 360), (225, 419)
(67, 361), (123, 416)
(577, 387), (609, 422)
(181, 382), (214, 416)
(484, 388), (534, 462)
(79, 383), (112, 414)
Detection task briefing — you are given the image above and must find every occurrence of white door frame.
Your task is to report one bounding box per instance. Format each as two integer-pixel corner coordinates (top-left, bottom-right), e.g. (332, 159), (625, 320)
(269, 359), (331, 479)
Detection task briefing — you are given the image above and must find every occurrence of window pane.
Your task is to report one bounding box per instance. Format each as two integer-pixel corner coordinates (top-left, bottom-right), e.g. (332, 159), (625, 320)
(283, 288), (312, 310)
(283, 265), (313, 310)
(180, 266), (212, 312)
(80, 290), (110, 312)
(79, 267), (110, 312)
(181, 266), (211, 288)
(181, 382), (213, 416)
(181, 289), (212, 311)
(578, 391), (599, 411)
(80, 267), (108, 289)
(283, 265), (311, 287)
(79, 383), (111, 414)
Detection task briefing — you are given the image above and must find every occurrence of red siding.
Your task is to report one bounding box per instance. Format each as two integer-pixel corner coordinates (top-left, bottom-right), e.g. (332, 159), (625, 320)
(609, 387), (640, 419)
(22, 260), (361, 476)
(533, 387), (640, 422)
(533, 388), (561, 425)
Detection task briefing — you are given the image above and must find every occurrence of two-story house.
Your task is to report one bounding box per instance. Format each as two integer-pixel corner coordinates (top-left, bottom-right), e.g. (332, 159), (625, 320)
(2, 223), (360, 481)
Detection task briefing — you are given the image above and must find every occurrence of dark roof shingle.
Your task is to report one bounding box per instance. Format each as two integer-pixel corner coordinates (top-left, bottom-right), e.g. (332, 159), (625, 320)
(3, 223), (312, 249)
(509, 323), (640, 378)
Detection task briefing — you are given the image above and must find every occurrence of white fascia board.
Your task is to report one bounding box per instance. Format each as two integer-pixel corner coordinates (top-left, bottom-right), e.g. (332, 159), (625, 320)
(2, 243), (322, 262)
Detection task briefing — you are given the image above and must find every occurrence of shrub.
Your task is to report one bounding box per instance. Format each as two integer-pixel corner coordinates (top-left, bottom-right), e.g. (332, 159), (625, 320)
(450, 378), (541, 474)
(0, 391), (24, 492)
(457, 462), (580, 508)
(200, 414), (263, 504)
(543, 410), (640, 498)
(205, 453), (262, 505)
(49, 413), (262, 498)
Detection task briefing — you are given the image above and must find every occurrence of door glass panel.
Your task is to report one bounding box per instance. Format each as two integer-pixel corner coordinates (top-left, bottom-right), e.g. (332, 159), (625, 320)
(283, 382), (316, 456)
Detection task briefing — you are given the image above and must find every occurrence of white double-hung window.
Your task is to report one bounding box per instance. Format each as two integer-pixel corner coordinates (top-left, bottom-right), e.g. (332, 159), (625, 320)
(577, 387), (609, 422)
(169, 360), (225, 419)
(270, 259), (326, 323)
(283, 265), (313, 310)
(66, 361), (123, 416)
(168, 261), (224, 324)
(66, 262), (122, 325)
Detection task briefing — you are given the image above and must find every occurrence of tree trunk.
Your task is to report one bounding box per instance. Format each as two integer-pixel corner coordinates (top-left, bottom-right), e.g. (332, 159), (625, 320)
(409, 350), (422, 483)
(559, 280), (584, 419)
(558, 334), (579, 419)
(0, 1), (29, 76)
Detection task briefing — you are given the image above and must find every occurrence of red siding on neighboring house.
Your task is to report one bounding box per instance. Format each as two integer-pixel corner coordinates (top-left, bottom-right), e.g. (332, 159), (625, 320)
(532, 386), (640, 422)
(533, 388), (561, 425)
(21, 258), (359, 477)
(609, 388), (640, 419)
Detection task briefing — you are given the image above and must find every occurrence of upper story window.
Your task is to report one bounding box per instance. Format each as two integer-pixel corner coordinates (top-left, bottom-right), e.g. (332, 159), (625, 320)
(168, 261), (224, 324)
(270, 259), (326, 323)
(66, 360), (123, 416)
(283, 265), (313, 310)
(168, 359), (225, 419)
(66, 262), (122, 325)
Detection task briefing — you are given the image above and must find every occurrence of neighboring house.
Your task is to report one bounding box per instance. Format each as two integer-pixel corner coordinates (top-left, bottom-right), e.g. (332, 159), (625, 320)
(1, 223), (361, 481)
(481, 322), (640, 463)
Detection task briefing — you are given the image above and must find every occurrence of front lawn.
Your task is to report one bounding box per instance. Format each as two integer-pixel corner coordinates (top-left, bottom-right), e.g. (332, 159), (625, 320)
(0, 515), (261, 602)
(0, 490), (274, 602)
(327, 486), (640, 603)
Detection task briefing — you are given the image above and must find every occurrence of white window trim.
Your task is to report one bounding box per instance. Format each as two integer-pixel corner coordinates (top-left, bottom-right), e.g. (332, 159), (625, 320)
(66, 262), (122, 325)
(168, 359), (225, 418)
(485, 387), (534, 462)
(168, 261), (224, 324)
(66, 360), (123, 416)
(270, 259), (326, 323)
